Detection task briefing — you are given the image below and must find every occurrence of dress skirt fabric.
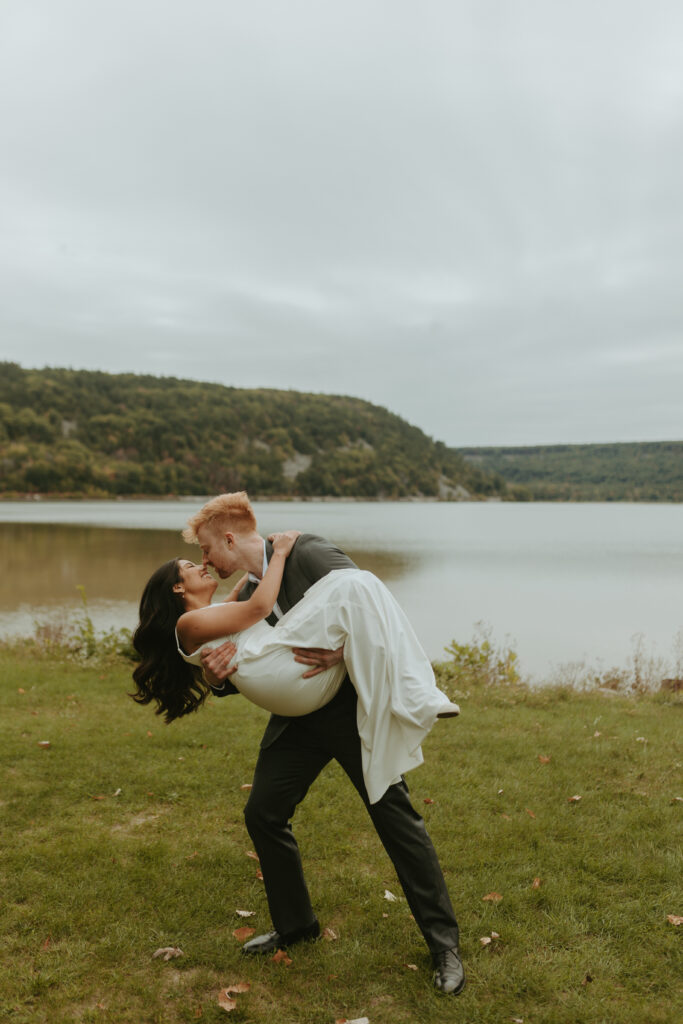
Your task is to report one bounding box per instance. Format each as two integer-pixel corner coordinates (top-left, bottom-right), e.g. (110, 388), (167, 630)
(179, 569), (451, 803)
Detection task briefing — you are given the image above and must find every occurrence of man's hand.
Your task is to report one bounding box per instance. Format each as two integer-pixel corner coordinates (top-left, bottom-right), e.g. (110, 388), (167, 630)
(292, 645), (344, 679)
(200, 640), (238, 686)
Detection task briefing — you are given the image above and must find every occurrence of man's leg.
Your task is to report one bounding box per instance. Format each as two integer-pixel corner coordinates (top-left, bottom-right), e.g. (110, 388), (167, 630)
(243, 725), (331, 937)
(286, 686), (460, 956)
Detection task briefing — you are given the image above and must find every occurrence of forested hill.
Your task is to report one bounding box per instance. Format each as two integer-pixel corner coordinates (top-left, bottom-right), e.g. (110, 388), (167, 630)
(0, 363), (511, 500)
(461, 442), (683, 502)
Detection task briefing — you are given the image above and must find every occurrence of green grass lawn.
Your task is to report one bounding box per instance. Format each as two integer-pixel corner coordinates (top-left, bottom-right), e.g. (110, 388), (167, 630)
(1, 644), (681, 1024)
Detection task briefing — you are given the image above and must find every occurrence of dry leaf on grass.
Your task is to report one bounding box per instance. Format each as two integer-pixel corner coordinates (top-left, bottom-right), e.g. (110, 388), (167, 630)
(37, 741), (51, 749)
(593, 730), (602, 737)
(224, 983), (251, 995)
(532, 877), (542, 889)
(480, 936), (492, 946)
(335, 1018), (370, 1024)
(152, 947), (184, 961)
(272, 949), (292, 965)
(491, 931), (500, 939)
(501, 813), (511, 820)
(232, 927), (255, 942)
(383, 889), (398, 901)
(538, 755), (551, 764)
(240, 783), (252, 790)
(235, 909), (255, 918)
(255, 869), (264, 881)
(218, 993), (236, 1012)
(666, 914), (683, 926)
(323, 927), (338, 940)
(482, 892), (503, 902)
(403, 962), (418, 970)
(245, 850), (259, 861)
(568, 795), (582, 803)
(423, 797), (434, 804)
(525, 808), (536, 819)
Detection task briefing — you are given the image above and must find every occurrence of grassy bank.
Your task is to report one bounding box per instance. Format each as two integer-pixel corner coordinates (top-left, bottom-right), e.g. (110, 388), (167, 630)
(1, 644), (681, 1023)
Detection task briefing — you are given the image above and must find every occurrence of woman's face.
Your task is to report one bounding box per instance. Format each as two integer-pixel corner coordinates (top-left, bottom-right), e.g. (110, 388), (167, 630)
(174, 560), (217, 601)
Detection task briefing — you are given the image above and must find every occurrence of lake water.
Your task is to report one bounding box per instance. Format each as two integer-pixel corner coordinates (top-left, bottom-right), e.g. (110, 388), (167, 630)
(2, 499), (682, 682)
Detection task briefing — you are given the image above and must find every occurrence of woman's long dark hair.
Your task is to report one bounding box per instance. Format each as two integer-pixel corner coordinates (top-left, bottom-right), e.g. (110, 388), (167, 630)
(130, 559), (209, 723)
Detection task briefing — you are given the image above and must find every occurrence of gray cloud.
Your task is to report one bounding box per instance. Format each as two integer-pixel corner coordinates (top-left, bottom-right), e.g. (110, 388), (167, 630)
(1, 0), (682, 444)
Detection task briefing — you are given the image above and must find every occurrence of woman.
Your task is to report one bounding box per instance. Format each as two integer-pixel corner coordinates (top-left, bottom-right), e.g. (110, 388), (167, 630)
(132, 531), (459, 803)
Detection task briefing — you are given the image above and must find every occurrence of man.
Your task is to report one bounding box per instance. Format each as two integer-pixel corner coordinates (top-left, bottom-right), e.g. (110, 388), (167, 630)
(182, 491), (465, 995)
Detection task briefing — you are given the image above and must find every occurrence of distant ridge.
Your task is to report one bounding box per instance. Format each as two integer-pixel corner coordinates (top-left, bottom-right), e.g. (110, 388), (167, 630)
(461, 442), (683, 502)
(0, 363), (511, 500)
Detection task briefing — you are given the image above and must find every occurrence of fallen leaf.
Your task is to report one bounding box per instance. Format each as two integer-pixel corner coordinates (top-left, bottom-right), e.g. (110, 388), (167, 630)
(335, 1019), (370, 1024)
(113, 788), (122, 797)
(147, 731), (152, 737)
(635, 736), (646, 742)
(235, 909), (255, 918)
(152, 947), (184, 961)
(568, 795), (582, 803)
(482, 892), (503, 902)
(41, 936), (51, 950)
(511, 1018), (524, 1023)
(501, 813), (511, 820)
(671, 797), (683, 804)
(217, 993), (236, 1012)
(538, 755), (551, 764)
(480, 936), (492, 946)
(525, 808), (536, 818)
(491, 931), (500, 939)
(404, 962), (418, 970)
(224, 983), (251, 995)
(383, 889), (397, 902)
(323, 927), (338, 940)
(255, 869), (264, 881)
(37, 740), (51, 749)
(593, 731), (602, 737)
(240, 783), (252, 790)
(92, 795), (106, 801)
(381, 913), (389, 918)
(232, 927), (255, 942)
(272, 949), (292, 965)
(423, 797), (434, 804)
(17, 687), (25, 694)
(245, 850), (259, 861)
(666, 914), (683, 926)
(497, 788), (504, 794)
(532, 877), (542, 889)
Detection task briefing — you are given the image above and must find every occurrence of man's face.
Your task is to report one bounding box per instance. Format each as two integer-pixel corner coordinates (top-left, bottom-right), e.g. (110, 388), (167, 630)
(196, 524), (238, 579)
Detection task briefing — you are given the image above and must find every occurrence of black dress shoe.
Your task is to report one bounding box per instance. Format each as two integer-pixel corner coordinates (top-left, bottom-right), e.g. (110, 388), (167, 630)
(241, 920), (321, 955)
(433, 946), (466, 994)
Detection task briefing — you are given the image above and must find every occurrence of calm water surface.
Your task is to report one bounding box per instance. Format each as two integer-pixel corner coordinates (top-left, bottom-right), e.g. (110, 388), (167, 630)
(2, 500), (682, 680)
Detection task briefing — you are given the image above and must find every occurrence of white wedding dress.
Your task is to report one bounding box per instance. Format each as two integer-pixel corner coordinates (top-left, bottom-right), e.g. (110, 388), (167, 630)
(176, 569), (455, 803)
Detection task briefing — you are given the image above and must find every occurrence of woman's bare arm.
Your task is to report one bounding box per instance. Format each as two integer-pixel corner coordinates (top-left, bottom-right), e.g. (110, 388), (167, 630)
(177, 531), (299, 653)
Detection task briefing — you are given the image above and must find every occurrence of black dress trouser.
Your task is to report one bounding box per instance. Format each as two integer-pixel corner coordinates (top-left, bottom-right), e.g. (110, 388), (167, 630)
(243, 678), (460, 956)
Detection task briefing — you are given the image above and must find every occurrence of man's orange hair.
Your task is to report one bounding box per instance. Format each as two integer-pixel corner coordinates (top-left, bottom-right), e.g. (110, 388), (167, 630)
(182, 491), (257, 543)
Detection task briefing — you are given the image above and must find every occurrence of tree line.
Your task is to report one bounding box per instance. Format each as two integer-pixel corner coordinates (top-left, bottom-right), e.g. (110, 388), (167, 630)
(461, 442), (683, 502)
(0, 363), (511, 500)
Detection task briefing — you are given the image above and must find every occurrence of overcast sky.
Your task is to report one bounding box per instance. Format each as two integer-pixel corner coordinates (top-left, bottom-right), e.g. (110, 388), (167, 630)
(1, 1), (682, 446)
